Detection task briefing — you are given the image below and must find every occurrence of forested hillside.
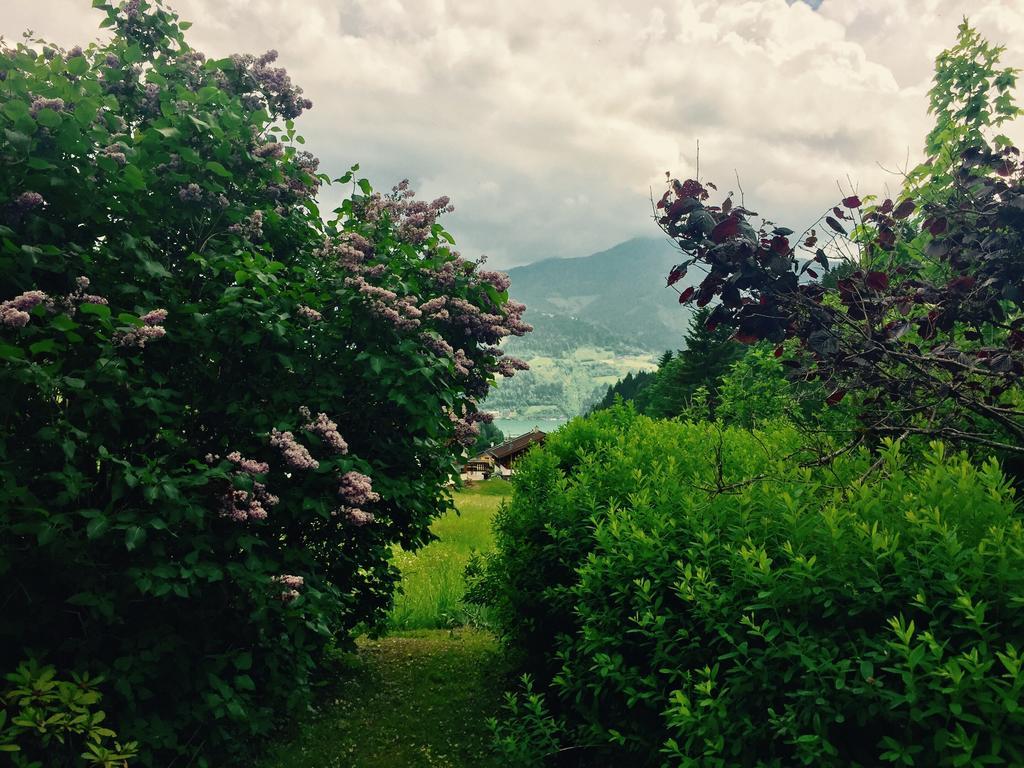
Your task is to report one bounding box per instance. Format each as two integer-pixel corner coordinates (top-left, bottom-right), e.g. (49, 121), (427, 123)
(483, 238), (699, 418)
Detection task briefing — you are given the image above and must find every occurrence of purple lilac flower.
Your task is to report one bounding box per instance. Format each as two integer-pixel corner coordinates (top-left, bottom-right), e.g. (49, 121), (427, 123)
(1, 290), (49, 328)
(340, 508), (374, 526)
(299, 407), (348, 454)
(226, 451), (270, 475)
(254, 141), (284, 159)
(296, 305), (322, 321)
(15, 192), (45, 211)
(140, 308), (167, 326)
(116, 325), (166, 348)
(179, 183), (203, 202)
(338, 471), (379, 506)
(29, 97), (65, 118)
(269, 428), (319, 470)
(272, 574), (304, 589)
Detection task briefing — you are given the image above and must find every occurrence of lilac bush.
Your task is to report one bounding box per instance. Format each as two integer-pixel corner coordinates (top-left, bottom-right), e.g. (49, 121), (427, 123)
(0, 1), (528, 764)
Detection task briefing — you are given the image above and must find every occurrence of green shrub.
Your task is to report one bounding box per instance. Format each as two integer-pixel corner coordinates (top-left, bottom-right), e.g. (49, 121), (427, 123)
(0, 3), (527, 764)
(475, 408), (1024, 766)
(1, 660), (136, 767)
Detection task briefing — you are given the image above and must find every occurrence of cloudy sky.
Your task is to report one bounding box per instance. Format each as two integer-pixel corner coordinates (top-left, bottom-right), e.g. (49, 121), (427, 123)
(4, 0), (1024, 268)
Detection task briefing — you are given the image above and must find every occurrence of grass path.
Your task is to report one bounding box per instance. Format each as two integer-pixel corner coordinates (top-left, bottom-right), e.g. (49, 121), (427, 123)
(260, 480), (512, 767)
(260, 628), (507, 768)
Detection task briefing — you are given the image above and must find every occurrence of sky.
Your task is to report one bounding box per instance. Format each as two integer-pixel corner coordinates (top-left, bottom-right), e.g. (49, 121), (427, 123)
(4, 0), (1024, 268)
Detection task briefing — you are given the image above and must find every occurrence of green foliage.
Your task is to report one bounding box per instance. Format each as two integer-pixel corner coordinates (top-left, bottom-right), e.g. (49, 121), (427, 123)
(0, 3), (524, 765)
(488, 675), (565, 768)
(715, 343), (792, 429)
(389, 479), (509, 630)
(590, 369), (658, 414)
(477, 407), (1024, 766)
(472, 421), (505, 455)
(644, 307), (743, 419)
(923, 19), (1021, 174)
(1, 660), (137, 768)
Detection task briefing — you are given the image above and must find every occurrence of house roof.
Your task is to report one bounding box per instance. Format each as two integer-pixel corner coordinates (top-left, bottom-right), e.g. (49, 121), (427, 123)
(484, 428), (546, 460)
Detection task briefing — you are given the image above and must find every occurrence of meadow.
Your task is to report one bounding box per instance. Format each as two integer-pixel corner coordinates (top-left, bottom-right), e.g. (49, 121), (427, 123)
(258, 480), (513, 768)
(389, 478), (510, 629)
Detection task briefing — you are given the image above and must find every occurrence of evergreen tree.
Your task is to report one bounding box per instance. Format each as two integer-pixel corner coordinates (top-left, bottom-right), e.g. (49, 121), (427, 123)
(646, 307), (744, 418)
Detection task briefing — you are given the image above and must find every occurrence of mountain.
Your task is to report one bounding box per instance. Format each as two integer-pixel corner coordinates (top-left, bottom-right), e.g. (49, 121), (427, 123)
(483, 237), (700, 421)
(505, 237), (696, 351)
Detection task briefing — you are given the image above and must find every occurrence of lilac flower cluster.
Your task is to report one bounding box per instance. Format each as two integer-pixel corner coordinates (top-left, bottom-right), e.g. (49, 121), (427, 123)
(361, 180), (456, 245)
(102, 143), (128, 166)
(254, 141), (284, 159)
(62, 277), (108, 316)
(178, 183), (203, 202)
(221, 482), (278, 523)
(445, 405), (481, 446)
(29, 97), (65, 118)
(497, 356), (531, 377)
(1, 290), (49, 328)
(343, 508), (375, 526)
(318, 233), (373, 271)
(270, 428), (319, 470)
(299, 406), (348, 454)
(228, 210), (264, 241)
(226, 451), (270, 475)
(345, 275), (422, 331)
(296, 305), (322, 322)
(229, 49), (312, 120)
(15, 191), (45, 211)
(115, 308), (167, 348)
(272, 573), (304, 602)
(338, 471), (380, 506)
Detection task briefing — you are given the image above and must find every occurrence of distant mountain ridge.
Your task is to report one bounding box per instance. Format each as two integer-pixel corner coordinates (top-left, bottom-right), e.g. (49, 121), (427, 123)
(505, 236), (697, 351)
(483, 237), (700, 420)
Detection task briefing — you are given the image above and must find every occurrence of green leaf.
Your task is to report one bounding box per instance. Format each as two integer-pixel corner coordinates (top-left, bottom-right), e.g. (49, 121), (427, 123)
(79, 302), (112, 319)
(0, 343), (26, 361)
(29, 339), (59, 355)
(86, 517), (110, 539)
(206, 160), (232, 178)
(154, 126), (180, 139)
(67, 56), (89, 76)
(35, 109), (62, 129)
(124, 526), (146, 551)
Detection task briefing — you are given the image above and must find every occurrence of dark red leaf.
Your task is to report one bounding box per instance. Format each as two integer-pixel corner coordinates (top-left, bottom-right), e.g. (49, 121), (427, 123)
(734, 331), (759, 344)
(774, 345), (784, 357)
(825, 216), (847, 234)
(947, 275), (976, 293)
(770, 235), (790, 255)
(710, 216), (739, 243)
(880, 198), (894, 214)
(804, 236), (818, 248)
(832, 207), (848, 220)
(826, 388), (847, 405)
(893, 199), (916, 219)
(806, 268), (818, 279)
(927, 217), (948, 235)
(678, 285), (695, 303)
(866, 271), (889, 291)
(842, 195), (862, 208)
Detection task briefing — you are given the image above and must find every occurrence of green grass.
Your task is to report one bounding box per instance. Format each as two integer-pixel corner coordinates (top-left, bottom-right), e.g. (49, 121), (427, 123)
(258, 628), (507, 768)
(388, 478), (510, 630)
(259, 481), (513, 768)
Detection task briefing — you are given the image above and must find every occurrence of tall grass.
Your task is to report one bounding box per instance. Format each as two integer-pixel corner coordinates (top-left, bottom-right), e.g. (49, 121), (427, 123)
(389, 478), (510, 629)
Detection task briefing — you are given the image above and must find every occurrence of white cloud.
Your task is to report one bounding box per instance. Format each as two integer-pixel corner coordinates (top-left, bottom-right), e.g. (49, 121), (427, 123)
(4, 0), (1023, 267)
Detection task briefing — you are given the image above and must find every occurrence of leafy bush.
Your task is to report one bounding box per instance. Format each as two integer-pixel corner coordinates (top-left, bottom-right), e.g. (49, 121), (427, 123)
(1, 660), (136, 768)
(474, 407), (1024, 766)
(0, 2), (527, 764)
